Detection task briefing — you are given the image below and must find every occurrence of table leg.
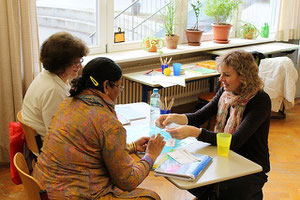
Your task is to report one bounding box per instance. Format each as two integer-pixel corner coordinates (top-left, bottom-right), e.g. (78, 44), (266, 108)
(209, 77), (215, 92)
(142, 85), (153, 103)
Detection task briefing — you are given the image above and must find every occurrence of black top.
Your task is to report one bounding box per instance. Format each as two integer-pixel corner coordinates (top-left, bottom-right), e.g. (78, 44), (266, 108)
(186, 87), (271, 174)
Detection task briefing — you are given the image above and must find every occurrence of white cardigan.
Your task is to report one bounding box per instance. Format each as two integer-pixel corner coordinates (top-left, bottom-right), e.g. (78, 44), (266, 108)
(22, 70), (70, 140)
(258, 57), (298, 112)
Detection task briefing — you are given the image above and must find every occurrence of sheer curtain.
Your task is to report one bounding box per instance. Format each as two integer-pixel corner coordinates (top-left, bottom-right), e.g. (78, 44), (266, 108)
(0, 0), (40, 162)
(276, 0), (300, 41)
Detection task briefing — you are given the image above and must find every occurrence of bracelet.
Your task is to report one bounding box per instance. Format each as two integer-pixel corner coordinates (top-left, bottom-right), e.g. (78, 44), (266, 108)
(128, 142), (137, 154)
(141, 155), (154, 168)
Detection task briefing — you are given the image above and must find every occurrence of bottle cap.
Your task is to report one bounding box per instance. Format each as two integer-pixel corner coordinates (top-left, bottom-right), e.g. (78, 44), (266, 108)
(153, 88), (159, 93)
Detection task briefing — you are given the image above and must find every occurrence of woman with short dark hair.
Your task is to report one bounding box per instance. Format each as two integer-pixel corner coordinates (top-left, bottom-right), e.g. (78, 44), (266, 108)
(22, 32), (89, 146)
(157, 50), (271, 200)
(40, 32), (88, 76)
(33, 57), (165, 200)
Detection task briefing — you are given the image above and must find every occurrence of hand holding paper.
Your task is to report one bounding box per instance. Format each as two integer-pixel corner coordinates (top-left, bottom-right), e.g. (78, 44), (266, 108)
(166, 125), (201, 140)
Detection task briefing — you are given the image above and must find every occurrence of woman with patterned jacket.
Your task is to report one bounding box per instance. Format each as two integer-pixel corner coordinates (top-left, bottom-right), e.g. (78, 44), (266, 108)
(33, 57), (165, 200)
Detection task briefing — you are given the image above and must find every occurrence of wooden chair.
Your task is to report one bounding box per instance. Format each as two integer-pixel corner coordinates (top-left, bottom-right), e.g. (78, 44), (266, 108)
(197, 81), (223, 130)
(198, 81), (223, 104)
(17, 111), (40, 156)
(13, 152), (48, 200)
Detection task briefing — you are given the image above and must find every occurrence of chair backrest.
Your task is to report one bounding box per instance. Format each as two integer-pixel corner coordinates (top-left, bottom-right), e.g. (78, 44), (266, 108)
(13, 152), (46, 200)
(17, 111), (40, 155)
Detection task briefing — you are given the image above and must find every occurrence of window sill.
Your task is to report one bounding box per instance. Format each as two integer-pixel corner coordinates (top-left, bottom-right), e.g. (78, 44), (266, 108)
(84, 37), (275, 65)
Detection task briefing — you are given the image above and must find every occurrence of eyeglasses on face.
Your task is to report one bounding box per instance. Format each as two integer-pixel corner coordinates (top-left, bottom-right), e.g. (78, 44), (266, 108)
(74, 58), (84, 67)
(110, 82), (124, 92)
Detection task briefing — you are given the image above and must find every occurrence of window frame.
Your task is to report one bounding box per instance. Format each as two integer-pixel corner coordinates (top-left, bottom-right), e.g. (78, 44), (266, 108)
(87, 0), (279, 55)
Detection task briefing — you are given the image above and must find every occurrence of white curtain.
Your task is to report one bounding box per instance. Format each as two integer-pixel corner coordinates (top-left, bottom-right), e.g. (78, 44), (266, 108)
(276, 0), (300, 41)
(0, 0), (40, 162)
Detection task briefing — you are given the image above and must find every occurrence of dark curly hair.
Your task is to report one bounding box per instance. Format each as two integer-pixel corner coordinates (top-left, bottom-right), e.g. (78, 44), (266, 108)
(40, 32), (89, 75)
(70, 57), (122, 97)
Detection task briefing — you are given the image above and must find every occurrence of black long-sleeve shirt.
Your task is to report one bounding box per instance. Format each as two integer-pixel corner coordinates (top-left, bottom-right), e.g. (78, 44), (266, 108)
(186, 87), (271, 174)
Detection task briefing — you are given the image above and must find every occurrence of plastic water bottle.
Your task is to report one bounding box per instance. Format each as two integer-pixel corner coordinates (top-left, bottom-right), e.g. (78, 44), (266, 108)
(150, 88), (160, 126)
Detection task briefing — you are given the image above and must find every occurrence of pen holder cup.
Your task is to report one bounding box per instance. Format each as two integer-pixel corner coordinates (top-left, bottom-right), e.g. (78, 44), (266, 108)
(160, 109), (171, 115)
(161, 64), (169, 74)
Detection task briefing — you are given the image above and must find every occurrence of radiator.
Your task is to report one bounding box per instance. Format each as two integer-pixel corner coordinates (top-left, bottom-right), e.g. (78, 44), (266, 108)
(116, 77), (219, 106)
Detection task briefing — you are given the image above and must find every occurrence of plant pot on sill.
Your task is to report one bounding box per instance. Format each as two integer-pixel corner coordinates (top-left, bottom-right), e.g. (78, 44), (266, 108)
(165, 34), (179, 49)
(244, 30), (255, 39)
(212, 23), (232, 44)
(185, 29), (204, 46)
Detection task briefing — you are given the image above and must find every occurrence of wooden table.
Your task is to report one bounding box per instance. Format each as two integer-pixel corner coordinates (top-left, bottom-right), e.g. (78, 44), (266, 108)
(116, 102), (262, 190)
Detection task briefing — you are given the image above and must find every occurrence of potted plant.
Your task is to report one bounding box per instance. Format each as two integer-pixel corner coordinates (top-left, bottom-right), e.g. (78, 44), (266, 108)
(185, 0), (204, 46)
(239, 21), (259, 39)
(204, 0), (242, 43)
(163, 0), (179, 49)
(141, 36), (164, 52)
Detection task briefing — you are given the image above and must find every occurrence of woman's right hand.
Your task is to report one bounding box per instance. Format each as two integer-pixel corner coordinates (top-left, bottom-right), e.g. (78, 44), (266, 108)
(155, 114), (188, 128)
(145, 134), (165, 161)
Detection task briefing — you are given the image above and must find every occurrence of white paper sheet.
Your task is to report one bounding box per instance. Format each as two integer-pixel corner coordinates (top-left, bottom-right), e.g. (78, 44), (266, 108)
(167, 149), (202, 164)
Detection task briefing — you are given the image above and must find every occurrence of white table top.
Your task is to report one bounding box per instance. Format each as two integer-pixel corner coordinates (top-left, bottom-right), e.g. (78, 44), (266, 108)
(167, 141), (262, 190)
(123, 62), (220, 88)
(116, 102), (262, 190)
(206, 42), (299, 56)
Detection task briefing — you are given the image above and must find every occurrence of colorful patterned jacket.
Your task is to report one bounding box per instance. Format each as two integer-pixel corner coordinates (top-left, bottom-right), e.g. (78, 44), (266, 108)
(33, 88), (160, 200)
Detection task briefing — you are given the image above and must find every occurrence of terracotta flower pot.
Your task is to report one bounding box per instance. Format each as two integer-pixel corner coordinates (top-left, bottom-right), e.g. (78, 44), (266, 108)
(165, 35), (179, 49)
(212, 24), (232, 44)
(185, 29), (204, 46)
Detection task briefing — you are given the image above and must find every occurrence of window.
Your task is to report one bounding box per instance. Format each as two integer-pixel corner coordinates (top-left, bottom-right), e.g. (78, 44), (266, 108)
(186, 0), (278, 40)
(108, 0), (174, 52)
(36, 0), (278, 55)
(36, 0), (98, 46)
(239, 0), (278, 34)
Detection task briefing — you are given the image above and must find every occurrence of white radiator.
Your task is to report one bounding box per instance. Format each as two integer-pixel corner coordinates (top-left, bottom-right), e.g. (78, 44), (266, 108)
(116, 77), (219, 106)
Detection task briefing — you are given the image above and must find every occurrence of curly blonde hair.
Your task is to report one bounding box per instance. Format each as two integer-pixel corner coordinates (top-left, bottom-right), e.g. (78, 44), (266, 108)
(216, 50), (263, 96)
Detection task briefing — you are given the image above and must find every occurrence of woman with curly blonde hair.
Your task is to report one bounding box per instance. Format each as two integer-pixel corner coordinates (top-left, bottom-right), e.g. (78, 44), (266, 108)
(156, 50), (271, 200)
(216, 50), (264, 96)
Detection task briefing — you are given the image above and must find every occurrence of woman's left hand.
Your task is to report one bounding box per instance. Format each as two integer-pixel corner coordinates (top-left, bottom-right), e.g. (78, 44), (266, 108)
(166, 125), (201, 140)
(135, 137), (150, 152)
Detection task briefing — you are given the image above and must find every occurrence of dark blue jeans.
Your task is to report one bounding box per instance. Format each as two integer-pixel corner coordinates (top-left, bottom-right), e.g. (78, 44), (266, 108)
(188, 172), (267, 200)
(24, 134), (43, 172)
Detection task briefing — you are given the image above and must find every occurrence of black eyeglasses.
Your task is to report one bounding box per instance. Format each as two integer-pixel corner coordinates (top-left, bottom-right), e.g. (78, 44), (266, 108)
(74, 58), (84, 67)
(110, 82), (124, 92)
